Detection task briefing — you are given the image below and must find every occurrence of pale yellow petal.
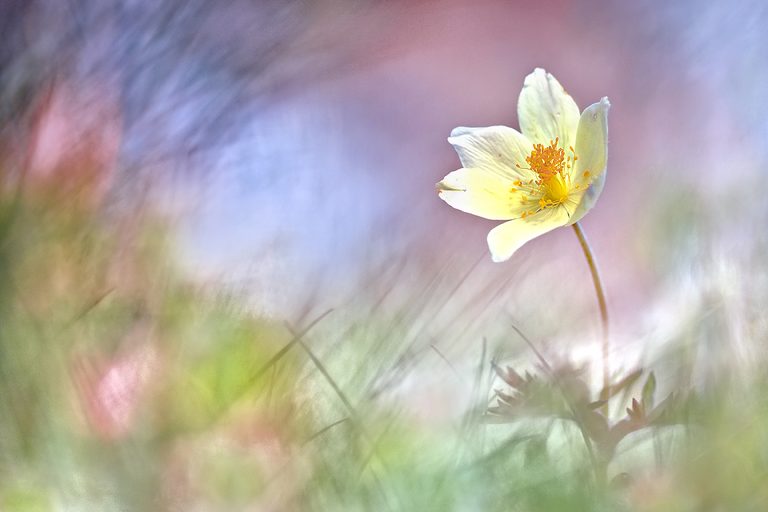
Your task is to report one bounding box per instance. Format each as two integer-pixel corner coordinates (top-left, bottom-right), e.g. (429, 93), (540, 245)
(448, 126), (536, 182)
(517, 68), (580, 149)
(572, 97), (610, 183)
(437, 168), (528, 220)
(486, 207), (571, 262)
(567, 172), (605, 225)
(567, 97), (610, 224)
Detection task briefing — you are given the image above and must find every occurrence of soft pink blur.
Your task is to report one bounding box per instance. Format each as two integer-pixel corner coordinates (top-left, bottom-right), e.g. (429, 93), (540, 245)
(11, 0), (768, 369)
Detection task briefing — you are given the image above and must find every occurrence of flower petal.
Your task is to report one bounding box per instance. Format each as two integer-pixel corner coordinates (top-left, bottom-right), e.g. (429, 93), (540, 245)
(448, 126), (535, 182)
(567, 172), (606, 225)
(486, 207), (571, 262)
(437, 168), (527, 220)
(568, 97), (610, 224)
(573, 97), (610, 181)
(517, 68), (580, 148)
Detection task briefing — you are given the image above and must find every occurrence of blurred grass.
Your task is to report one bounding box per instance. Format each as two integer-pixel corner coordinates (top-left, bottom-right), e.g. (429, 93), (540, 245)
(1, 0), (768, 508)
(2, 166), (768, 511)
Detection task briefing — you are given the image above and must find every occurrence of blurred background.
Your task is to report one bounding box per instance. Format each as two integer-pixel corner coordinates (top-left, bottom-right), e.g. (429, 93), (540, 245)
(1, 0), (768, 510)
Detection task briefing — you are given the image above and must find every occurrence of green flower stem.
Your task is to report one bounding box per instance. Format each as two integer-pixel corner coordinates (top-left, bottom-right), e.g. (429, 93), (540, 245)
(572, 222), (610, 404)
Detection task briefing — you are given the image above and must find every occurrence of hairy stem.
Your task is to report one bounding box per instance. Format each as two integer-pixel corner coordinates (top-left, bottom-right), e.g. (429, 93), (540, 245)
(572, 222), (610, 403)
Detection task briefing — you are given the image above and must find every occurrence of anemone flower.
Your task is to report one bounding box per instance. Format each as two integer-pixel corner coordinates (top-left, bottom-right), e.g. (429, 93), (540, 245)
(437, 68), (609, 263)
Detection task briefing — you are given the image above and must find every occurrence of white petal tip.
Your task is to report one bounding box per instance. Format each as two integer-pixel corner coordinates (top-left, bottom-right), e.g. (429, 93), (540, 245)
(582, 98), (611, 122)
(490, 253), (511, 263)
(449, 126), (472, 139)
(487, 231), (516, 263)
(525, 68), (547, 83)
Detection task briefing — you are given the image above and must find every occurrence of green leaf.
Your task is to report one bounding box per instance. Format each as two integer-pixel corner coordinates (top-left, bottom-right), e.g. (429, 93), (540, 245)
(642, 372), (657, 410)
(600, 368), (643, 401)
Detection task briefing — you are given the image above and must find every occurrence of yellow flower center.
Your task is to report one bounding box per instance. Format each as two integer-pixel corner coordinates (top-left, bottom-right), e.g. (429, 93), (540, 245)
(538, 173), (569, 208)
(526, 139), (566, 181)
(514, 138), (578, 213)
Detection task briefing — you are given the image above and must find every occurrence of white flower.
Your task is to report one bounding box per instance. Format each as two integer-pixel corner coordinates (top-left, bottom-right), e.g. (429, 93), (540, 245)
(437, 68), (610, 262)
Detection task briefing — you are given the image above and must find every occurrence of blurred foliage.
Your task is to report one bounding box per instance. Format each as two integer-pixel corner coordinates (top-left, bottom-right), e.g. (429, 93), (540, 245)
(1, 2), (768, 506)
(3, 158), (768, 511)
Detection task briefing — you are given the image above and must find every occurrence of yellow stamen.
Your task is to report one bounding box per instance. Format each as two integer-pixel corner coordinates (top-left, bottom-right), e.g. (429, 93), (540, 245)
(515, 138), (576, 210)
(512, 140), (581, 217)
(525, 138), (566, 180)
